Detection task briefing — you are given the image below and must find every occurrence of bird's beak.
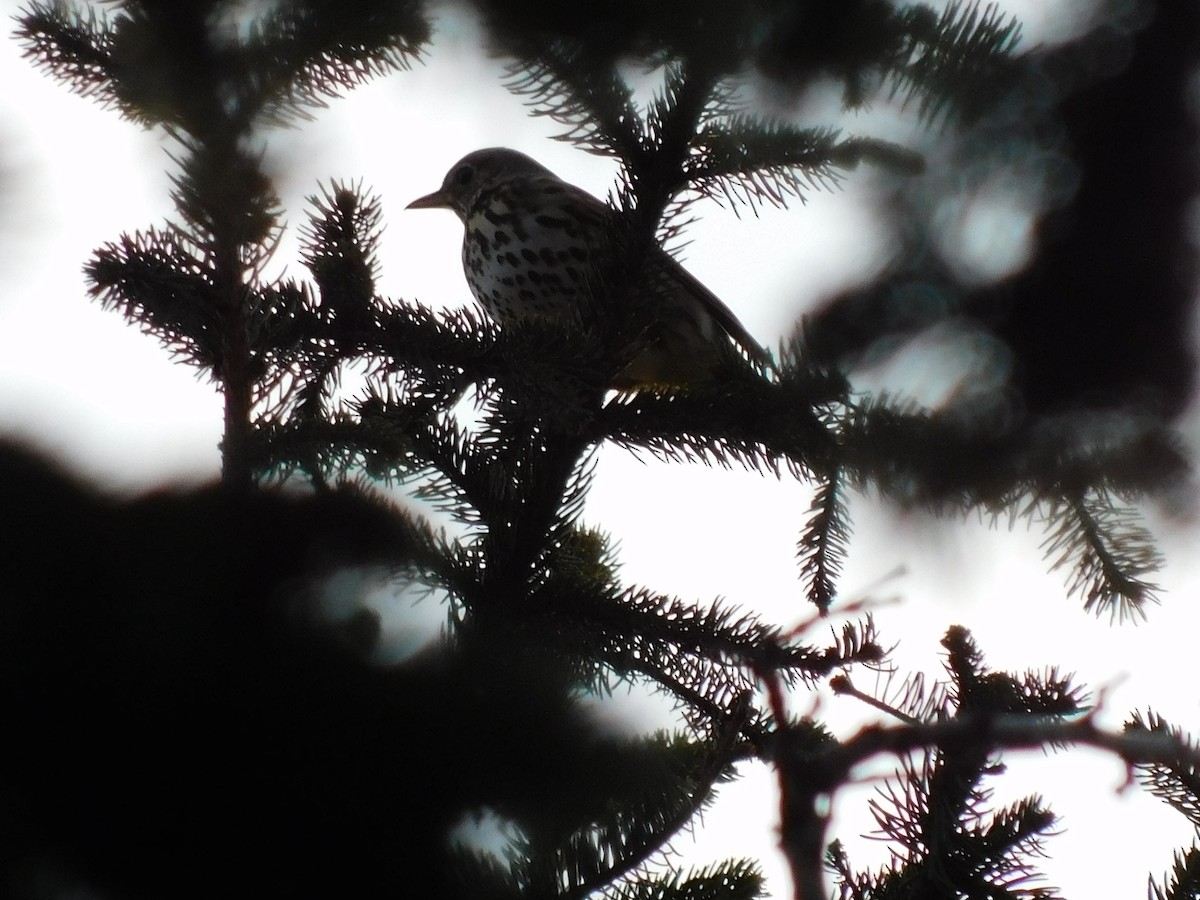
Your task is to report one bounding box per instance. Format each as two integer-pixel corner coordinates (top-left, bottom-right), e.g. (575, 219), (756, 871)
(406, 189), (450, 210)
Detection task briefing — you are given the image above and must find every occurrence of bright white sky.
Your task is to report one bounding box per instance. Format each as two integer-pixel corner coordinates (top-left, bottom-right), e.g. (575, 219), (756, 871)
(2, 0), (1199, 896)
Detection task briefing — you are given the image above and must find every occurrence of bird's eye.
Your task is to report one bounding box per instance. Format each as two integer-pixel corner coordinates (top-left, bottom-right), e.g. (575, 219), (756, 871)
(454, 164), (474, 185)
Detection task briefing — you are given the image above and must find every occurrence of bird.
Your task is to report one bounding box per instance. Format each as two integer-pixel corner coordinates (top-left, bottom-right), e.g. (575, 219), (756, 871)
(406, 147), (770, 390)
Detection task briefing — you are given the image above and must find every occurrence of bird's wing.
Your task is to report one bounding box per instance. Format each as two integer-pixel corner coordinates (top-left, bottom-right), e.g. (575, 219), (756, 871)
(549, 181), (770, 367)
(653, 249), (772, 367)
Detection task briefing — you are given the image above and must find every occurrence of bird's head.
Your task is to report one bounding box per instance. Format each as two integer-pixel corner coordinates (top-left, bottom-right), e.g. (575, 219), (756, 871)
(406, 147), (555, 219)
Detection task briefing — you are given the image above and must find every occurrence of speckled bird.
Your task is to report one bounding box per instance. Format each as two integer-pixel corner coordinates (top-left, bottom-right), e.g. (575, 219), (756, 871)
(407, 147), (769, 389)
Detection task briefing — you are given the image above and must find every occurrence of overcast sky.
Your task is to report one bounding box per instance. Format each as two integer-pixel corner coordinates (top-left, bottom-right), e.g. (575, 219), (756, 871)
(2, 0), (1199, 896)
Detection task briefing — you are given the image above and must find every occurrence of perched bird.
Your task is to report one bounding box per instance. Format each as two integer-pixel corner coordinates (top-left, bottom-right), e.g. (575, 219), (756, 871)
(407, 147), (769, 389)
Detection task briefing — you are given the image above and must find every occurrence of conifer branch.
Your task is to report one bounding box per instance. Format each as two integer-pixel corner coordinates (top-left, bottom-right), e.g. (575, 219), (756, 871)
(1040, 490), (1163, 621)
(782, 710), (1199, 900)
(598, 377), (839, 478)
(891, 0), (1023, 123)
(87, 227), (223, 370)
(243, 0), (429, 124)
(1128, 711), (1200, 829)
(300, 182), (383, 320)
(601, 860), (764, 900)
(793, 628), (1200, 899)
(16, 2), (120, 111)
(506, 721), (750, 900)
(1150, 847), (1200, 900)
(688, 121), (844, 212)
(797, 468), (850, 613)
(503, 44), (641, 159)
(794, 712), (1200, 792)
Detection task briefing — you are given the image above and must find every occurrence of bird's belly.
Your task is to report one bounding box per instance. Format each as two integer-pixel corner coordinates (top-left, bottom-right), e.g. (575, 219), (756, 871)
(461, 210), (591, 324)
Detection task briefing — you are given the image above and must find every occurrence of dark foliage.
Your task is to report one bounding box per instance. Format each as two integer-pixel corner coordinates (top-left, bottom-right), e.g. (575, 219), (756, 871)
(0, 442), (621, 899)
(806, 1), (1199, 421)
(11, 1), (1200, 898)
